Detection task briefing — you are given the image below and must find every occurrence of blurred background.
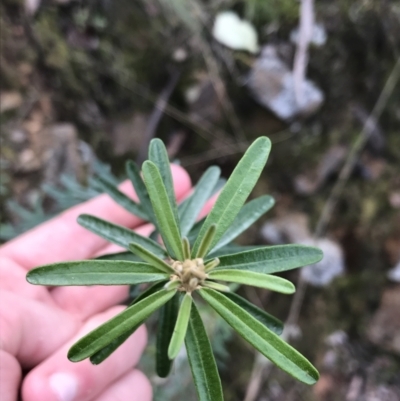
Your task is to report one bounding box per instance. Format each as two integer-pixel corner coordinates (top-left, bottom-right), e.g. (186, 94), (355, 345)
(1, 0), (400, 400)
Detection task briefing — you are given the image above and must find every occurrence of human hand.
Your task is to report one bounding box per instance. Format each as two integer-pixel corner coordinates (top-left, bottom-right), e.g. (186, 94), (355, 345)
(0, 164), (194, 401)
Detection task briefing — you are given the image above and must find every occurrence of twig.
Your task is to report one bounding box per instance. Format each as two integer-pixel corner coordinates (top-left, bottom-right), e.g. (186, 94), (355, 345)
(293, 0), (314, 108)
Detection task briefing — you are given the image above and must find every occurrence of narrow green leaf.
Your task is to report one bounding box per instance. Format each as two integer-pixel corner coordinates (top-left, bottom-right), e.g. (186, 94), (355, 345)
(156, 293), (180, 377)
(202, 281), (230, 292)
(168, 293), (193, 359)
(142, 161), (183, 260)
(208, 245), (262, 259)
(187, 219), (204, 244)
(199, 288), (319, 385)
(90, 324), (140, 365)
(68, 289), (176, 362)
(214, 245), (324, 274)
(126, 160), (155, 222)
(182, 237), (191, 260)
(208, 270), (295, 294)
(211, 177), (226, 197)
(179, 166), (220, 236)
(211, 195), (275, 252)
(192, 137), (271, 256)
(78, 214), (167, 259)
(90, 281), (168, 365)
(148, 138), (179, 223)
(185, 301), (224, 401)
(92, 176), (149, 220)
(96, 251), (141, 262)
(164, 280), (181, 291)
(195, 224), (216, 258)
(222, 292), (283, 335)
(204, 258), (220, 271)
(27, 260), (169, 286)
(129, 243), (173, 274)
(131, 281), (169, 305)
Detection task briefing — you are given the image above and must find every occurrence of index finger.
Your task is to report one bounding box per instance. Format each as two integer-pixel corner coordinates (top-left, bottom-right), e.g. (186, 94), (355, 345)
(0, 164), (191, 269)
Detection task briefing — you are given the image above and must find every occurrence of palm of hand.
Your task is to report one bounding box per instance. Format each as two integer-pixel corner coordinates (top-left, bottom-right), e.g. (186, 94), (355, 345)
(0, 166), (191, 401)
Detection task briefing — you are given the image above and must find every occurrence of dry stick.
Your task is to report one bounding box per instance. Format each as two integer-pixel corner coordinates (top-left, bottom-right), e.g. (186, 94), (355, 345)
(293, 0), (314, 108)
(243, 56), (400, 401)
(136, 70), (181, 164)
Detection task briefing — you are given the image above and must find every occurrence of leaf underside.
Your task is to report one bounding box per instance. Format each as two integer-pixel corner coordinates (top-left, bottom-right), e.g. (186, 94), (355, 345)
(199, 288), (319, 385)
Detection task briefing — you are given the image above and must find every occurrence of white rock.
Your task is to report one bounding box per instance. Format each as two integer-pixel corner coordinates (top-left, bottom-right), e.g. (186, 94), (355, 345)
(212, 11), (259, 54)
(387, 259), (400, 282)
(300, 238), (344, 287)
(290, 22), (327, 47)
(247, 45), (324, 120)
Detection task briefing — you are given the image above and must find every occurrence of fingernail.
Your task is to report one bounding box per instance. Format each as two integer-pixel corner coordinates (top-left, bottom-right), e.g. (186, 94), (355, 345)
(49, 373), (78, 401)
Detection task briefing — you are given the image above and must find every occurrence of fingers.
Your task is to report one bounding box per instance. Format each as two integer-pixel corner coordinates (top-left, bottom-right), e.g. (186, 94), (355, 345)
(94, 370), (152, 401)
(22, 307), (148, 401)
(0, 350), (21, 401)
(0, 164), (191, 270)
(51, 285), (129, 320)
(0, 257), (53, 303)
(0, 291), (80, 368)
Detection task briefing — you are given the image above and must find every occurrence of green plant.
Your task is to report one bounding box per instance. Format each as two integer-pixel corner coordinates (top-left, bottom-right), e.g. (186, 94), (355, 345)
(27, 137), (323, 400)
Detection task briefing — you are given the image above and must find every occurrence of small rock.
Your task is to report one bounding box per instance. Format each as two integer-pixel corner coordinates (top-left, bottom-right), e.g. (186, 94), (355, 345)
(300, 238), (344, 287)
(25, 0), (41, 15)
(261, 212), (344, 287)
(0, 91), (23, 113)
(18, 148), (41, 172)
(388, 259), (400, 283)
(247, 45), (324, 120)
(290, 22), (328, 47)
(172, 48), (188, 62)
(260, 212), (310, 244)
(389, 191), (400, 208)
